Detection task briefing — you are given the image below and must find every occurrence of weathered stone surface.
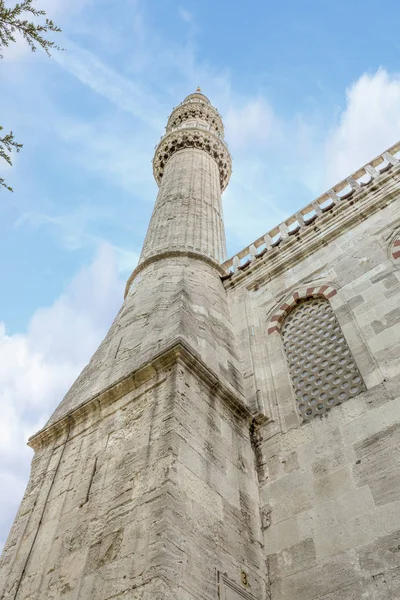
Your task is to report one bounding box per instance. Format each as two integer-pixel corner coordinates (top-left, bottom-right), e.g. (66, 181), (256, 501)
(0, 91), (267, 600)
(45, 255), (245, 428)
(2, 90), (400, 599)
(0, 361), (266, 599)
(225, 154), (400, 597)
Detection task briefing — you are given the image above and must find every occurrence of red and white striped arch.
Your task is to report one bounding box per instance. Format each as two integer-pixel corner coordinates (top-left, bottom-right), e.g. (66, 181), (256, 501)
(267, 285), (338, 335)
(392, 237), (400, 261)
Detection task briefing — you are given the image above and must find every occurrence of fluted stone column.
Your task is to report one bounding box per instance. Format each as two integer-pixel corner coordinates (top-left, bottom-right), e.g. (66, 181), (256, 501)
(0, 91), (268, 600)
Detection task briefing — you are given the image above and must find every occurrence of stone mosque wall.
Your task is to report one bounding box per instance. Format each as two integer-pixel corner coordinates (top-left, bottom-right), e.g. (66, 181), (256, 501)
(2, 85), (400, 600)
(224, 145), (400, 599)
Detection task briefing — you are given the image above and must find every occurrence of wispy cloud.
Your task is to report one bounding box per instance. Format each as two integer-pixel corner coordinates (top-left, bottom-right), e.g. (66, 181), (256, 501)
(113, 245), (140, 273)
(221, 69), (400, 250)
(225, 97), (280, 149)
(179, 7), (193, 22)
(53, 41), (166, 129)
(15, 204), (109, 251)
(53, 115), (156, 193)
(15, 206), (141, 273)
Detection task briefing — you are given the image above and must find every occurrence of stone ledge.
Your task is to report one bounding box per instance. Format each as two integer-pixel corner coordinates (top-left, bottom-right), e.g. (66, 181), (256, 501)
(28, 338), (260, 451)
(125, 249), (226, 298)
(222, 141), (400, 285)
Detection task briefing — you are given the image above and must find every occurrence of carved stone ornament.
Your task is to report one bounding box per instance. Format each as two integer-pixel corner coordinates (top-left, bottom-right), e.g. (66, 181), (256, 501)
(167, 102), (224, 135)
(153, 128), (232, 190)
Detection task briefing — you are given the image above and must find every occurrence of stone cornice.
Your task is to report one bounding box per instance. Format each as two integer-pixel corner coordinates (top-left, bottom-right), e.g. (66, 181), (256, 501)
(153, 128), (232, 191)
(28, 339), (254, 451)
(124, 249), (226, 298)
(224, 171), (400, 291)
(228, 172), (400, 291)
(222, 142), (400, 290)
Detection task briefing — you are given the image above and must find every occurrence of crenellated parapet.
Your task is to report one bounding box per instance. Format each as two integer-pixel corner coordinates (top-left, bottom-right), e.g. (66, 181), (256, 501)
(222, 141), (400, 279)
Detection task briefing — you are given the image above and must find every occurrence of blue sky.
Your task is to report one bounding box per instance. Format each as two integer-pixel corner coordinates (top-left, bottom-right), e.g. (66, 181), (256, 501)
(1, 0), (400, 549)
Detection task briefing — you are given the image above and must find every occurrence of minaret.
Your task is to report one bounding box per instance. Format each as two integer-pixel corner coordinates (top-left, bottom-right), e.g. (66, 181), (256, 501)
(0, 92), (267, 599)
(141, 88), (229, 264)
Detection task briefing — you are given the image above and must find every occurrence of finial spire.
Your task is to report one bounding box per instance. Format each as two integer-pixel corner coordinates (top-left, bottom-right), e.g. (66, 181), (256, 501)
(196, 86), (201, 92)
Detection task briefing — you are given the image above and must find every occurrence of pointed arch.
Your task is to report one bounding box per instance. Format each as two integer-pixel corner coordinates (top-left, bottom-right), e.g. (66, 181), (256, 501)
(391, 236), (400, 261)
(267, 285), (338, 335)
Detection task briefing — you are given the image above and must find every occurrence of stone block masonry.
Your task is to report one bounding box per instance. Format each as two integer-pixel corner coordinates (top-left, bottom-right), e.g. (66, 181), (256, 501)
(0, 354), (267, 599)
(225, 145), (400, 598)
(2, 87), (400, 599)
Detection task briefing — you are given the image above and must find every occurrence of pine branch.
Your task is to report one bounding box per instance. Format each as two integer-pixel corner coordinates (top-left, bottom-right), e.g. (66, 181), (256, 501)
(0, 0), (63, 58)
(0, 1), (62, 190)
(0, 126), (23, 191)
(0, 177), (13, 191)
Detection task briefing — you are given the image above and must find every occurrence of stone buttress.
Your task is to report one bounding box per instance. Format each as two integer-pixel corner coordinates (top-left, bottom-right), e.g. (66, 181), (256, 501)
(0, 92), (268, 599)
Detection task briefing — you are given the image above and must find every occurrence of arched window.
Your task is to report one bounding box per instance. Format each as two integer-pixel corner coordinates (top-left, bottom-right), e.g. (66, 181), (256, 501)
(281, 297), (365, 423)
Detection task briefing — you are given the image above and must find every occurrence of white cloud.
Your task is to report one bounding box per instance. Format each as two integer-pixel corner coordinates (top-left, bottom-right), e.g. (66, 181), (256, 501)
(325, 69), (400, 185)
(39, 0), (93, 18)
(55, 117), (156, 193)
(0, 245), (123, 550)
(225, 97), (279, 150)
(223, 69), (400, 251)
(15, 204), (141, 272)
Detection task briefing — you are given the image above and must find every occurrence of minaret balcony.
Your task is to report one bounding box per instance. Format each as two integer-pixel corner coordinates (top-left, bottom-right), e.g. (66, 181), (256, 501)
(153, 126), (231, 191)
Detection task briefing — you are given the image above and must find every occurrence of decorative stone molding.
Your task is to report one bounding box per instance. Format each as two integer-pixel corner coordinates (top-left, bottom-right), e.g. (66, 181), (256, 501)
(391, 236), (400, 260)
(167, 102), (224, 135)
(28, 339), (254, 451)
(222, 141), (400, 277)
(267, 285), (337, 334)
(153, 128), (232, 190)
(124, 249), (226, 298)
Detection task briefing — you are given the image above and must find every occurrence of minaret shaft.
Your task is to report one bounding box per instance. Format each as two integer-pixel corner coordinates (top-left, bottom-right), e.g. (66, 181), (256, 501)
(141, 148), (227, 264)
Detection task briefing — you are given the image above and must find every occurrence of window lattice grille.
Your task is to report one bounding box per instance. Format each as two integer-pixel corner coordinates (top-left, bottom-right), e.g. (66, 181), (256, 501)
(282, 298), (365, 423)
